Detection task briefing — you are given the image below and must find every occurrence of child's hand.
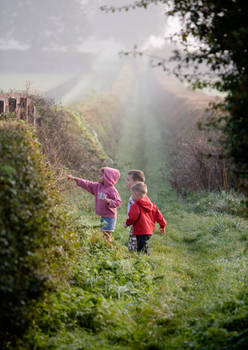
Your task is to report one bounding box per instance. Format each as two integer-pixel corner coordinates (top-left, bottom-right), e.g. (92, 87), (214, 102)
(160, 227), (165, 234)
(123, 222), (128, 228)
(67, 175), (74, 181)
(104, 198), (110, 204)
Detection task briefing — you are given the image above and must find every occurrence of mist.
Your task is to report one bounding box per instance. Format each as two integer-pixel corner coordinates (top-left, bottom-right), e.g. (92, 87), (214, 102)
(0, 0), (171, 103)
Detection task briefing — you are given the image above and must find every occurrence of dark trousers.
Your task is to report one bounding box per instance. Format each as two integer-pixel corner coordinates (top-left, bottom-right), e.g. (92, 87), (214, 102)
(136, 235), (151, 255)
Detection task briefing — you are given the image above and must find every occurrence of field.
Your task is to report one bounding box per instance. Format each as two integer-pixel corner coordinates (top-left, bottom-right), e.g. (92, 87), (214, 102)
(17, 78), (248, 349)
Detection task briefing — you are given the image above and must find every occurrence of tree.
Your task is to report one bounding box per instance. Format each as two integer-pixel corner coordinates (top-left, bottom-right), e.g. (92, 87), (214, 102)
(101, 0), (248, 182)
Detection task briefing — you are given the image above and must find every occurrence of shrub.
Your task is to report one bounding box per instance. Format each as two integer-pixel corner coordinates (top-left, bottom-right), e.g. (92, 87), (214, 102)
(170, 131), (237, 193)
(149, 77), (238, 193)
(32, 95), (109, 178)
(0, 121), (75, 347)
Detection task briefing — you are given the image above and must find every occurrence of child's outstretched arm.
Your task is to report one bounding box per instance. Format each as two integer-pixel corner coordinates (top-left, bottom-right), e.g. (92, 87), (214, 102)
(67, 175), (98, 195)
(67, 175), (81, 181)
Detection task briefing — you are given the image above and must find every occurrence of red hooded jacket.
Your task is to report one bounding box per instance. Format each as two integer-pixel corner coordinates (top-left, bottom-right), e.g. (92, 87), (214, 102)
(126, 195), (167, 235)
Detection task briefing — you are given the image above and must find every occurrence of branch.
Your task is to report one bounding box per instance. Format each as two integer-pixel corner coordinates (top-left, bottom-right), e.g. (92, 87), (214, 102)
(100, 0), (164, 13)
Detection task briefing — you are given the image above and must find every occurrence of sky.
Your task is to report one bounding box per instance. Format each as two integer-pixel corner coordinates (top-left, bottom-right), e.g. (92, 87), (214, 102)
(0, 1), (168, 56)
(1, 0), (206, 100)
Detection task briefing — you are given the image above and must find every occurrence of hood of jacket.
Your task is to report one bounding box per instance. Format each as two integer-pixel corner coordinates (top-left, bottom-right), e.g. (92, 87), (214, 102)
(135, 195), (153, 212)
(104, 167), (120, 186)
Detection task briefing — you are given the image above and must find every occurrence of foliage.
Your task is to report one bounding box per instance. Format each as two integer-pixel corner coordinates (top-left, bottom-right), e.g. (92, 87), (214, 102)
(0, 121), (77, 347)
(33, 95), (109, 178)
(101, 0), (248, 184)
(19, 218), (154, 349)
(71, 240), (152, 301)
(143, 73), (237, 193)
(168, 110), (237, 193)
(0, 112), (17, 121)
(73, 94), (121, 159)
(183, 190), (247, 216)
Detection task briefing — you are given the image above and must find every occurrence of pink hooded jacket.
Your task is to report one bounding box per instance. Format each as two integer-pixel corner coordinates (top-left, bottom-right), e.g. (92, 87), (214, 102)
(76, 167), (122, 218)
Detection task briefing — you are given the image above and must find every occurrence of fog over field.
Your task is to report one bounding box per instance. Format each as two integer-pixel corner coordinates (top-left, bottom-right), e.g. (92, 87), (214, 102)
(0, 0), (174, 102)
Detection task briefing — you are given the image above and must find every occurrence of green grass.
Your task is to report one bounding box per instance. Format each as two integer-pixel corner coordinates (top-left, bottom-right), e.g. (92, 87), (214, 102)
(20, 94), (248, 349)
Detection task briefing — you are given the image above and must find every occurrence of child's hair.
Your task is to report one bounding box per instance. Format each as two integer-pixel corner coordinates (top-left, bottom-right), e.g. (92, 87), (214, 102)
(128, 169), (145, 182)
(131, 182), (147, 195)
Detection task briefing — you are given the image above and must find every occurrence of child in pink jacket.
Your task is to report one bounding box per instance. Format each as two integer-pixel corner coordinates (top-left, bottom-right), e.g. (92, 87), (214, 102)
(68, 167), (122, 242)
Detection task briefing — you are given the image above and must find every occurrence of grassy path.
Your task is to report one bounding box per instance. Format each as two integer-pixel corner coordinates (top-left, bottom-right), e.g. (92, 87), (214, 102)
(115, 81), (248, 349)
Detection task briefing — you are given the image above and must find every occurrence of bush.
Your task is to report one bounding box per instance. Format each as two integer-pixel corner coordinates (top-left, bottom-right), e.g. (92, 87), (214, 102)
(0, 121), (75, 347)
(32, 95), (109, 178)
(185, 190), (246, 216)
(148, 77), (238, 193)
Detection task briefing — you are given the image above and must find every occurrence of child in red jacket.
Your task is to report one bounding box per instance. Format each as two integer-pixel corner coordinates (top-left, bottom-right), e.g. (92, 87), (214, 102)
(124, 182), (167, 254)
(125, 169), (146, 251)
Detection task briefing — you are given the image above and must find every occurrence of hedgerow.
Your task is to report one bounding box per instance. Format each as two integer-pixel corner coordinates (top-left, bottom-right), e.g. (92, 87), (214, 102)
(0, 121), (78, 347)
(33, 95), (109, 178)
